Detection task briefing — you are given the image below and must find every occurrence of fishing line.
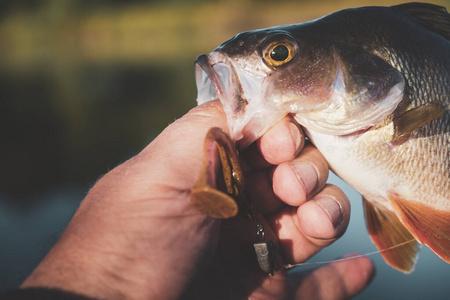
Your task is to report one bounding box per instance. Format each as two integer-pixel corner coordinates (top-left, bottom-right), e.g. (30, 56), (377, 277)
(281, 239), (417, 271)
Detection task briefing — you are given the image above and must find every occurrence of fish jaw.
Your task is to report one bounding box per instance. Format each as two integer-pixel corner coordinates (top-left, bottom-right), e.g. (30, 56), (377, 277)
(195, 53), (288, 147)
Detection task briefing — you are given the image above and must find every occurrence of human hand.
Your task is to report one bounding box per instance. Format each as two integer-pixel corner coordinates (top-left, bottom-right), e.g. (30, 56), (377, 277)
(21, 100), (374, 299)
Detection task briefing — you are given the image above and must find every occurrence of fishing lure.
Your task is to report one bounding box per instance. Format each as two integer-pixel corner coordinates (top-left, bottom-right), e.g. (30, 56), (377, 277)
(190, 127), (277, 275)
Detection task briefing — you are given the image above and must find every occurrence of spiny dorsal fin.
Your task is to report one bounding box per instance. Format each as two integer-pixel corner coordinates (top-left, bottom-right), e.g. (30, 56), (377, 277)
(392, 102), (446, 143)
(394, 3), (450, 40)
(389, 192), (450, 264)
(363, 197), (419, 273)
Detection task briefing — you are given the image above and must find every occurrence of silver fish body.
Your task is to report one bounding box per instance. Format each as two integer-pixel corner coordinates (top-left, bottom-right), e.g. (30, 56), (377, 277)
(195, 3), (450, 272)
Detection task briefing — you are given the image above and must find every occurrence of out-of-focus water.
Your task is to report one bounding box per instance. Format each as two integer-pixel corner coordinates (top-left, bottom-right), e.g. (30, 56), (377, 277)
(0, 187), (83, 290)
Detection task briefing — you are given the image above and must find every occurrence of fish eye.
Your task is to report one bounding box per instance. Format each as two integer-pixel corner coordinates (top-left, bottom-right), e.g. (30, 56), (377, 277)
(270, 45), (289, 61)
(262, 33), (298, 68)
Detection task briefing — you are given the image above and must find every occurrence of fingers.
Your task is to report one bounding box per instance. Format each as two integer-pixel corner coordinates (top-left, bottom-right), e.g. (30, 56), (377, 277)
(293, 256), (375, 300)
(258, 116), (305, 165)
(268, 185), (351, 264)
(243, 115), (351, 266)
(297, 185), (350, 244)
(245, 143), (330, 217)
(272, 144), (329, 206)
(242, 116), (305, 169)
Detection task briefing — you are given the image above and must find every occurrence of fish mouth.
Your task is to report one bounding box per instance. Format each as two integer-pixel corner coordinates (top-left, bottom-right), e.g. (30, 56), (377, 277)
(195, 54), (247, 116)
(196, 53), (253, 144)
(195, 54), (246, 143)
(195, 53), (287, 147)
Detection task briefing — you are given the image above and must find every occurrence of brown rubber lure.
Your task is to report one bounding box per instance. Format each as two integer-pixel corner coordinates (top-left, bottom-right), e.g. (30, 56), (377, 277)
(190, 127), (250, 219)
(190, 127), (276, 275)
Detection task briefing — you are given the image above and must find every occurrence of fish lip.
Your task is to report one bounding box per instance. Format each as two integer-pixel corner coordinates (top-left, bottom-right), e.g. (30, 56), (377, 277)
(195, 54), (225, 99)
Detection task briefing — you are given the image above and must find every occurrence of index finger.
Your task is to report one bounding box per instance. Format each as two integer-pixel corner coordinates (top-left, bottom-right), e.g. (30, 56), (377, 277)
(242, 116), (306, 169)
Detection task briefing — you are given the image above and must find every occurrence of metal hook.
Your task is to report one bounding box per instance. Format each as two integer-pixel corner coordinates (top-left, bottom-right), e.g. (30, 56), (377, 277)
(256, 223), (265, 241)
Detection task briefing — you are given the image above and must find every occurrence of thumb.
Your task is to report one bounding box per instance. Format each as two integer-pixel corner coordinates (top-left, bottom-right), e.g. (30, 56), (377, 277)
(139, 100), (228, 190)
(83, 100), (228, 206)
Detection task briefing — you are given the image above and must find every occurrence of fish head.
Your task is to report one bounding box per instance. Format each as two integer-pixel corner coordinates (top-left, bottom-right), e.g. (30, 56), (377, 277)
(195, 22), (405, 147)
(195, 29), (291, 146)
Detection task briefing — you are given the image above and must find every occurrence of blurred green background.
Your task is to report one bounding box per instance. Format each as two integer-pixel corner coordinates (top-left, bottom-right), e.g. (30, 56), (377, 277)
(0, 0), (449, 298)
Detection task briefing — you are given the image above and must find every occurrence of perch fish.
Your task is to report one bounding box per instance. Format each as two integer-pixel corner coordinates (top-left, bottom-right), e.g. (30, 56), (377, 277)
(194, 3), (450, 273)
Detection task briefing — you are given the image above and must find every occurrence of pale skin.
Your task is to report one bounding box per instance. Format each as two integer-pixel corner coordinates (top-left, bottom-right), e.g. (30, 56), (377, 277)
(21, 100), (374, 299)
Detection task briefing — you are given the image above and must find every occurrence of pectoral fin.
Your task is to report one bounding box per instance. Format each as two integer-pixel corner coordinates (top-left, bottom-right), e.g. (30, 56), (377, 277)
(363, 198), (419, 273)
(392, 102), (446, 143)
(388, 192), (450, 263)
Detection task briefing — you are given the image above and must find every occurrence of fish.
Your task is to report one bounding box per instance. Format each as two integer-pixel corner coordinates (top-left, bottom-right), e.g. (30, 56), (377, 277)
(194, 3), (450, 273)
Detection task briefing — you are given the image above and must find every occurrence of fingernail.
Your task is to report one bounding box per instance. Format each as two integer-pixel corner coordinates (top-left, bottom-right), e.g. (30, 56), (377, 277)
(314, 196), (343, 227)
(290, 161), (318, 196)
(288, 122), (301, 152)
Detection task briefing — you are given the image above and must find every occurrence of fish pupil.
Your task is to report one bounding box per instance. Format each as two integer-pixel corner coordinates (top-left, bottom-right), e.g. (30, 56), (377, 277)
(270, 45), (289, 61)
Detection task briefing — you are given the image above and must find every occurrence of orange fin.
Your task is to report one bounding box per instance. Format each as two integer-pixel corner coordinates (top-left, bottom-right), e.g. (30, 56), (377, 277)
(363, 198), (419, 273)
(389, 192), (450, 264)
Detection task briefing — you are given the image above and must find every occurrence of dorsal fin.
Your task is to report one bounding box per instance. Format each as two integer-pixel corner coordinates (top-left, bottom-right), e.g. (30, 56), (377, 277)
(363, 197), (419, 273)
(394, 3), (450, 40)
